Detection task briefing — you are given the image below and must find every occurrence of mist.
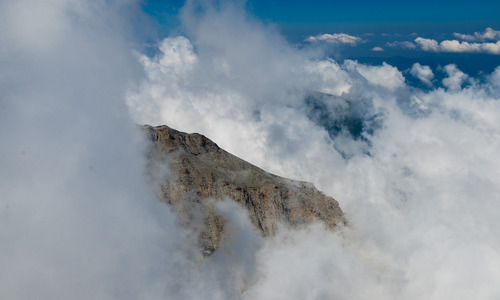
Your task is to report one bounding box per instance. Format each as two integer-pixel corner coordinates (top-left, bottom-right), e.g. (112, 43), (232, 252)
(2, 0), (500, 299)
(0, 0), (188, 298)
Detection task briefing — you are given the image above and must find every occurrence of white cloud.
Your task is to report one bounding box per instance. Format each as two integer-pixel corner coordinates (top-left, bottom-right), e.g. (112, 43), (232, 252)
(407, 28), (500, 54)
(344, 60), (405, 91)
(440, 40), (500, 54)
(371, 46), (384, 52)
(441, 64), (469, 91)
(414, 37), (440, 52)
(304, 59), (353, 96)
(410, 63), (434, 87)
(453, 27), (500, 42)
(305, 33), (364, 46)
(415, 37), (500, 54)
(157, 36), (198, 77)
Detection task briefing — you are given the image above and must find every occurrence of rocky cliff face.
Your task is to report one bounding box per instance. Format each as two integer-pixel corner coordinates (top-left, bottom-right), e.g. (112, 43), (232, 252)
(143, 125), (345, 255)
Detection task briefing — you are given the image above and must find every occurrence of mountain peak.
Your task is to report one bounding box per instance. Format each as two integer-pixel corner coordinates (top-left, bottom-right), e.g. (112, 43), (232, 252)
(144, 124), (345, 255)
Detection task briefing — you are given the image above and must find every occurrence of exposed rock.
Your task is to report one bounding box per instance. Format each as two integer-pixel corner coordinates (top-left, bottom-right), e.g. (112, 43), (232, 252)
(143, 125), (345, 255)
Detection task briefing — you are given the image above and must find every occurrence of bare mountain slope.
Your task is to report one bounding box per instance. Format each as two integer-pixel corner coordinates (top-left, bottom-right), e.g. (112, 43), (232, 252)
(143, 125), (345, 254)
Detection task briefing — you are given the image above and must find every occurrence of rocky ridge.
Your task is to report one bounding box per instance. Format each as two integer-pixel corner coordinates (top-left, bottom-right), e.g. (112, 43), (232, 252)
(143, 125), (345, 255)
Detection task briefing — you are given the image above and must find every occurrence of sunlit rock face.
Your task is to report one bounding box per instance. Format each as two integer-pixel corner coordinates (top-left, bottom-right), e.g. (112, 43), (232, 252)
(143, 125), (345, 255)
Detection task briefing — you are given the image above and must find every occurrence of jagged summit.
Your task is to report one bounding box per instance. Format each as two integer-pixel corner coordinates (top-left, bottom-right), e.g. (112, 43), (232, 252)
(143, 125), (345, 255)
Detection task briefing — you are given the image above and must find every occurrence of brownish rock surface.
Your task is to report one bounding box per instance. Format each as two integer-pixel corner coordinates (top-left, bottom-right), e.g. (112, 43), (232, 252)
(143, 125), (345, 255)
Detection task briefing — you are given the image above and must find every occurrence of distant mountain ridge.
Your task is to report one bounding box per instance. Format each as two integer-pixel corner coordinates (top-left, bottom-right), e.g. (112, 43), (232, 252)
(143, 125), (345, 255)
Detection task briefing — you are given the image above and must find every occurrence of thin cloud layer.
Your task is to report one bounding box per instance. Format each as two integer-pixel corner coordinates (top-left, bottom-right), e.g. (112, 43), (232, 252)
(386, 40), (417, 49)
(305, 33), (364, 45)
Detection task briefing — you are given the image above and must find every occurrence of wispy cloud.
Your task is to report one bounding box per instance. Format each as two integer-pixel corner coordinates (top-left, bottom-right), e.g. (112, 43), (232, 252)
(305, 33), (364, 46)
(386, 41), (417, 50)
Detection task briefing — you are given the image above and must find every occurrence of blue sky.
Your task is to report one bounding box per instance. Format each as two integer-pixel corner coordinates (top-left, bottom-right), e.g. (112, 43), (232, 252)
(248, 0), (500, 24)
(142, 0), (500, 77)
(143, 0), (500, 34)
